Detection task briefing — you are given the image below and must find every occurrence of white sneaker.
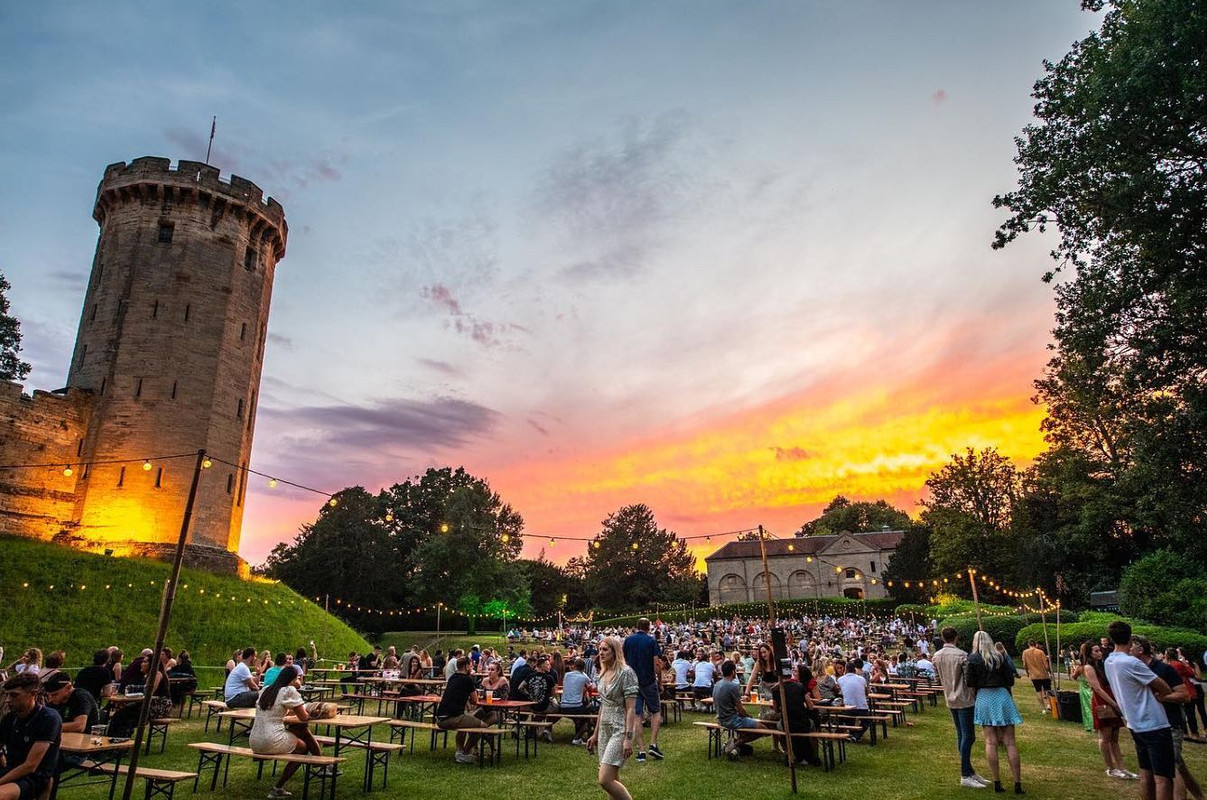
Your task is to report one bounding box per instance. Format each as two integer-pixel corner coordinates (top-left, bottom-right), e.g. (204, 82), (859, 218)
(1107, 769), (1125, 779)
(454, 751), (475, 764)
(1121, 770), (1139, 780)
(961, 777), (987, 789)
(970, 774), (992, 786)
(571, 738), (584, 746)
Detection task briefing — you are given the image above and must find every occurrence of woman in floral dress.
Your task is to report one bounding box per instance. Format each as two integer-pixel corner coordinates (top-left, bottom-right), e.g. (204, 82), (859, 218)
(586, 635), (638, 800)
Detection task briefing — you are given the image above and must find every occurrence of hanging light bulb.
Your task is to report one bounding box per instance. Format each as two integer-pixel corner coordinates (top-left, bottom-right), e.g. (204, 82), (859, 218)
(549, 538), (556, 547)
(500, 533), (509, 543)
(384, 512), (393, 522)
(806, 556), (813, 563)
(268, 478), (278, 488)
(142, 459), (153, 471)
(202, 457), (212, 469)
(328, 497), (338, 507)
(631, 542), (639, 551)
(592, 540), (600, 549)
(440, 523), (450, 534)
(787, 543), (795, 551)
(62, 466), (73, 476)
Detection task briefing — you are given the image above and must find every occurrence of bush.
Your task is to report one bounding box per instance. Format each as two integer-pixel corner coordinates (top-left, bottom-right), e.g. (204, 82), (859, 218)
(595, 597), (899, 627)
(1015, 620), (1207, 656)
(1119, 550), (1207, 632)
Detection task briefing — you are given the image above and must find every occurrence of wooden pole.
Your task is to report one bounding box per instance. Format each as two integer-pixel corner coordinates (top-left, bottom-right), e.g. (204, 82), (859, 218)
(1055, 600), (1062, 692)
(1038, 591), (1052, 678)
(756, 525), (798, 794)
(967, 569), (983, 630)
(121, 450), (206, 800)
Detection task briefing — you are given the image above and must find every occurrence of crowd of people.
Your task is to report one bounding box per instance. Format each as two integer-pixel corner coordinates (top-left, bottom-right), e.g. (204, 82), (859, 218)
(1, 613), (1204, 800)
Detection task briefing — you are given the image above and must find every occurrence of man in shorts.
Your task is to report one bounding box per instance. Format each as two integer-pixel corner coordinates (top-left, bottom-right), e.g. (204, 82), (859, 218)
(0, 673), (61, 800)
(713, 660), (766, 760)
(1022, 641), (1053, 713)
(623, 618), (663, 762)
(1133, 637), (1202, 800)
(1104, 621), (1176, 800)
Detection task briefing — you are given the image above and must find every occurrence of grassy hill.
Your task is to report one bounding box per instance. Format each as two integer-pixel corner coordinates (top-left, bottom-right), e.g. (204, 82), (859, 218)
(0, 535), (369, 676)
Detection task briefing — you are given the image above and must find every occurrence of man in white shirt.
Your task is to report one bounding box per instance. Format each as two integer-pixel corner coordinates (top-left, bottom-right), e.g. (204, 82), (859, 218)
(224, 647), (260, 708)
(671, 651), (693, 692)
(835, 658), (871, 742)
(1103, 621), (1176, 800)
(690, 651), (716, 712)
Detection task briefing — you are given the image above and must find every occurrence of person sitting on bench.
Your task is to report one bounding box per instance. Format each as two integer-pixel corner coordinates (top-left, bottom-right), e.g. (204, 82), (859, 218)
(250, 666), (321, 799)
(0, 673), (61, 800)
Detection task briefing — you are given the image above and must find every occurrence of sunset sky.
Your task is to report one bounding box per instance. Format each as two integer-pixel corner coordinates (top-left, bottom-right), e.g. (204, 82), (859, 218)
(0, 2), (1095, 566)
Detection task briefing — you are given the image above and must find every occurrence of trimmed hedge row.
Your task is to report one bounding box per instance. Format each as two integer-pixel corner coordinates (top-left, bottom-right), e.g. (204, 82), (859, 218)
(936, 612), (1080, 656)
(1015, 621), (1207, 656)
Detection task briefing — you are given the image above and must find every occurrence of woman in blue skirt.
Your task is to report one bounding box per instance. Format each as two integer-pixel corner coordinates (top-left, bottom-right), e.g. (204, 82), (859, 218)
(965, 631), (1024, 794)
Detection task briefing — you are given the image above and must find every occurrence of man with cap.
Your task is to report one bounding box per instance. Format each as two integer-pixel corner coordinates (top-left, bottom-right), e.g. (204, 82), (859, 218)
(42, 672), (98, 735)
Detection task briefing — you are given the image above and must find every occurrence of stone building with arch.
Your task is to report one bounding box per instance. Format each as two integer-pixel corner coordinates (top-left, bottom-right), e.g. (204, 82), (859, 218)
(705, 530), (904, 605)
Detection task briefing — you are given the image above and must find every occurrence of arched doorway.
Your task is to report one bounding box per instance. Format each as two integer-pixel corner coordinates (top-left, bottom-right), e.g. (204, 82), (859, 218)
(717, 574), (748, 605)
(843, 587), (864, 600)
(752, 572), (785, 601)
(788, 570), (816, 599)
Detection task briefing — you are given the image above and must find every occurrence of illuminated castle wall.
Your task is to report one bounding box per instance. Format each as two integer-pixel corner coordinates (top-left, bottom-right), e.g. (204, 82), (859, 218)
(0, 157), (287, 572)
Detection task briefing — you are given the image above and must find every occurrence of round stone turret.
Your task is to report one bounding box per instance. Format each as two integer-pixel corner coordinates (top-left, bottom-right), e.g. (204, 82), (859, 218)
(65, 156), (287, 561)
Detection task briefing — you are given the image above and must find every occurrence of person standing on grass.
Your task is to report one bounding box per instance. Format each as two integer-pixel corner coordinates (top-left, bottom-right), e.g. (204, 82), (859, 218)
(1022, 641), (1052, 714)
(622, 618), (663, 763)
(934, 627), (991, 789)
(587, 636), (639, 800)
(965, 631), (1024, 795)
(1104, 621), (1177, 800)
(1134, 638), (1203, 800)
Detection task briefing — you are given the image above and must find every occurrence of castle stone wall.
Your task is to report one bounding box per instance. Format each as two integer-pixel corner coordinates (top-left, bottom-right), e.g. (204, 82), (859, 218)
(0, 384), (93, 540)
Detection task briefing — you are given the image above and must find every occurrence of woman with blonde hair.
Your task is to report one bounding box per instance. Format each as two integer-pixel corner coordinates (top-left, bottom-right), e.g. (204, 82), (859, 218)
(586, 636), (639, 800)
(965, 631), (1024, 794)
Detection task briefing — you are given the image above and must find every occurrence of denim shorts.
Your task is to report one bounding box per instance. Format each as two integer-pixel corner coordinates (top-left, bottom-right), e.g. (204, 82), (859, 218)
(726, 716), (760, 730)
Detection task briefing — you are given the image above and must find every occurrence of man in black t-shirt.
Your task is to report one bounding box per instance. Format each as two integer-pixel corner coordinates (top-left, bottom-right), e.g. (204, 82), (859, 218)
(357, 646), (381, 674)
(773, 670), (822, 767)
(73, 651), (113, 704)
(435, 657), (481, 764)
(43, 672), (99, 734)
(0, 673), (61, 800)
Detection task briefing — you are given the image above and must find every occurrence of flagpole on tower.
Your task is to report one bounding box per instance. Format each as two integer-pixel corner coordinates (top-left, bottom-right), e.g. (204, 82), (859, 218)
(205, 116), (216, 165)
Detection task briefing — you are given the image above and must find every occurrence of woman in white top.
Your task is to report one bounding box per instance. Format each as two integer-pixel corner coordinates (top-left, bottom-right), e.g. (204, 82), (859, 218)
(250, 666), (321, 798)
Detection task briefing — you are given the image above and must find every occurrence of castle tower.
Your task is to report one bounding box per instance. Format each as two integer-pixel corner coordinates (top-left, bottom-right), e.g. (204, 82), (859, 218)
(64, 157), (287, 567)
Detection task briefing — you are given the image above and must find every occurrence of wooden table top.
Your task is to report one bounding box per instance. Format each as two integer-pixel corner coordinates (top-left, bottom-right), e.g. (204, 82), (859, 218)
(218, 709), (389, 728)
(391, 694), (442, 703)
(60, 732), (135, 754)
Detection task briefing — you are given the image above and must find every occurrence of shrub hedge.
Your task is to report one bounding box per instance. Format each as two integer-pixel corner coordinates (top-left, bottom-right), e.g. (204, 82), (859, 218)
(1015, 620), (1207, 656)
(594, 597), (899, 627)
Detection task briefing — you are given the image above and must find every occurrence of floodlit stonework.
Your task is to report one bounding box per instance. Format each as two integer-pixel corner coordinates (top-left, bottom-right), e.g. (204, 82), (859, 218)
(0, 157), (287, 572)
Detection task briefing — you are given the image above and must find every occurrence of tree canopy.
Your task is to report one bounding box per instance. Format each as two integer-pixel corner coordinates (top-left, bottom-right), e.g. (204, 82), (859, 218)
(796, 496), (912, 537)
(0, 271), (31, 383)
(993, 0), (1207, 563)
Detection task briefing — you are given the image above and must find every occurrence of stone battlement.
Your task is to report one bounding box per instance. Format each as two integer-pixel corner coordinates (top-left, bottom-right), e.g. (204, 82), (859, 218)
(95, 157), (287, 251)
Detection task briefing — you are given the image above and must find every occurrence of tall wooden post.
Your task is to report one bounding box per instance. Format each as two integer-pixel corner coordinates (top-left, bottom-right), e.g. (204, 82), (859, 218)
(121, 450), (206, 800)
(967, 569), (983, 630)
(756, 525), (798, 794)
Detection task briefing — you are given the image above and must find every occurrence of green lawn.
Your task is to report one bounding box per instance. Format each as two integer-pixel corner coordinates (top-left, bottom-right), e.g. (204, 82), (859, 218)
(56, 684), (1207, 799)
(378, 630), (508, 657)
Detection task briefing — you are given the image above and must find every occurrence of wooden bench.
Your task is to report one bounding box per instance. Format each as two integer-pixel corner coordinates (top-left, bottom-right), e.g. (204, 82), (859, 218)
(313, 735), (405, 788)
(512, 719), (554, 758)
(832, 713), (892, 745)
(692, 721), (847, 771)
(91, 764), (196, 800)
(200, 701), (228, 733)
(144, 718), (175, 755)
(187, 742), (344, 800)
(530, 712), (596, 740)
(387, 719), (447, 753)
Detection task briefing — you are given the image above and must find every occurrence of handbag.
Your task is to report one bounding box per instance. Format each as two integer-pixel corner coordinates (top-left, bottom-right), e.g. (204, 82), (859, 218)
(1096, 702), (1120, 721)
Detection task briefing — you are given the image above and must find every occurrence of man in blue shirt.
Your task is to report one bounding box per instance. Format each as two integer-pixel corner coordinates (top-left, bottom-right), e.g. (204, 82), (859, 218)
(623, 618), (663, 762)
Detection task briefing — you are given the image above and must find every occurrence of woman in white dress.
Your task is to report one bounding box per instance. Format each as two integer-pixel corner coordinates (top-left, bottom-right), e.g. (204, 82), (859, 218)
(250, 666), (321, 799)
(586, 636), (638, 800)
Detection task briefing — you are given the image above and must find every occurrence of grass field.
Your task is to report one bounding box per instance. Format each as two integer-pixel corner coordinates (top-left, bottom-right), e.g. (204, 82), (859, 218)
(0, 535), (370, 669)
(378, 630), (508, 657)
(53, 680), (1207, 799)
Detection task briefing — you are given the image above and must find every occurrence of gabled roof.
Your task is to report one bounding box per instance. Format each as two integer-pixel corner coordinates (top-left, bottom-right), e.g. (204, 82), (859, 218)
(704, 530), (905, 562)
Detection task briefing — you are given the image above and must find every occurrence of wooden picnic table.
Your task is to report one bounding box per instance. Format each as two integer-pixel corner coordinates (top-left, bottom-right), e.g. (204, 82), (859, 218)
(474, 699), (535, 758)
(54, 732), (134, 800)
(392, 694), (443, 721)
(218, 710), (390, 793)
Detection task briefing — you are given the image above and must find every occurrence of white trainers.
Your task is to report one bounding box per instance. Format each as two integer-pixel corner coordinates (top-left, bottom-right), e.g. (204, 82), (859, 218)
(961, 777), (987, 789)
(571, 738), (584, 746)
(1121, 770), (1139, 780)
(454, 751), (476, 764)
(1107, 769), (1126, 779)
(970, 774), (992, 787)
